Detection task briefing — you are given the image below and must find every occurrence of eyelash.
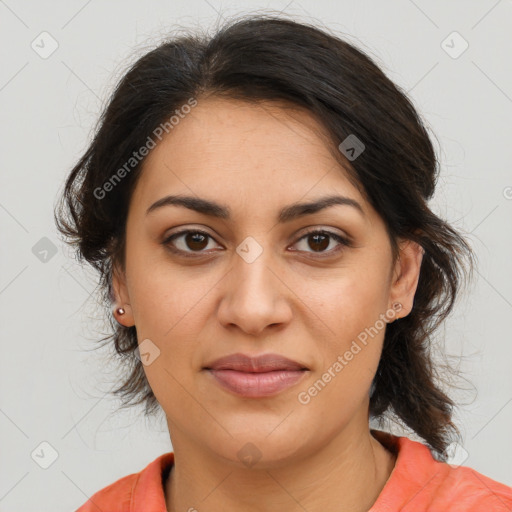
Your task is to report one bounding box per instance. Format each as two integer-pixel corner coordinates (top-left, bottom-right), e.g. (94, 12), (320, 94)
(162, 228), (351, 259)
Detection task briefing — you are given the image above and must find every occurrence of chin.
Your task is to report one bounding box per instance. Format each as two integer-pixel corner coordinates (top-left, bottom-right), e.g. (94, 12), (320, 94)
(207, 428), (306, 470)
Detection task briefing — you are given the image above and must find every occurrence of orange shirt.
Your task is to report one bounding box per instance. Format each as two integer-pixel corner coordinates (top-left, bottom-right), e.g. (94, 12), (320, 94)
(75, 430), (512, 511)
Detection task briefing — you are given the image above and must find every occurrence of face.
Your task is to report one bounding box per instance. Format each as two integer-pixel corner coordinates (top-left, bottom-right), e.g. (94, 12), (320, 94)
(113, 96), (423, 467)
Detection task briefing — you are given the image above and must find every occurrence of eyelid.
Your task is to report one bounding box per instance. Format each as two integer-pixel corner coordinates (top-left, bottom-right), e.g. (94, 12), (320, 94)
(297, 226), (351, 243)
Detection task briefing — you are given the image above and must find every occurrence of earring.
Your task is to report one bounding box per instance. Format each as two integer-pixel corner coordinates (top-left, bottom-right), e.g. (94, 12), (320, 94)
(116, 307), (125, 315)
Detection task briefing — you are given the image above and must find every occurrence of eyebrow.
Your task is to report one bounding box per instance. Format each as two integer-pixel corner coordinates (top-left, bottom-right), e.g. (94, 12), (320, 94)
(146, 194), (365, 222)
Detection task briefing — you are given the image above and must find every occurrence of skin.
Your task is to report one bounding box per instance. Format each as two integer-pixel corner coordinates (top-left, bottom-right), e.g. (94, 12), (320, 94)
(112, 96), (424, 512)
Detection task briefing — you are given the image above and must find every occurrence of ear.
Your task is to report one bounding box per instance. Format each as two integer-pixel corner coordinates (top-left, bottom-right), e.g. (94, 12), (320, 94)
(388, 239), (424, 319)
(112, 262), (134, 327)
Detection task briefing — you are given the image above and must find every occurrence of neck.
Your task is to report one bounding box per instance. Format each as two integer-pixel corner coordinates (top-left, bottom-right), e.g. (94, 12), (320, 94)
(165, 423), (396, 512)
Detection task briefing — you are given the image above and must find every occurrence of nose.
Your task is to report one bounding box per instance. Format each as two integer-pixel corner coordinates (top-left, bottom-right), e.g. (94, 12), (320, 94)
(216, 243), (293, 336)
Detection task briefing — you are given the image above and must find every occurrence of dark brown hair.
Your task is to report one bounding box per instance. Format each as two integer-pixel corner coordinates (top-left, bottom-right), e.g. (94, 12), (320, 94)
(54, 13), (475, 458)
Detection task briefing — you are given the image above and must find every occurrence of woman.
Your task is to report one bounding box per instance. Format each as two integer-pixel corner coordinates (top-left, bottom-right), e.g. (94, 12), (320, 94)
(55, 13), (512, 512)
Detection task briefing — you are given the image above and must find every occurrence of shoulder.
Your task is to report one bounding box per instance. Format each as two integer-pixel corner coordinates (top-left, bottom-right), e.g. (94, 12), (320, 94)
(428, 462), (512, 510)
(74, 452), (175, 512)
(370, 430), (512, 511)
(74, 472), (138, 512)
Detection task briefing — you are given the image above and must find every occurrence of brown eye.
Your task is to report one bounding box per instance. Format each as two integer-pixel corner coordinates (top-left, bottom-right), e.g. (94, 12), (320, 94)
(183, 232), (209, 251)
(163, 229), (220, 257)
(163, 228), (351, 259)
(292, 230), (350, 256)
(307, 233), (330, 252)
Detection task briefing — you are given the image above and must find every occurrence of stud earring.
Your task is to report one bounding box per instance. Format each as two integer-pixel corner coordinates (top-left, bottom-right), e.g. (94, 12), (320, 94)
(116, 307), (125, 315)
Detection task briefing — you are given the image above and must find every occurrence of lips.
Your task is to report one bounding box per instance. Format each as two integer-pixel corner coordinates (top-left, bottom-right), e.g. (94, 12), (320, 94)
(203, 352), (309, 372)
(203, 353), (309, 398)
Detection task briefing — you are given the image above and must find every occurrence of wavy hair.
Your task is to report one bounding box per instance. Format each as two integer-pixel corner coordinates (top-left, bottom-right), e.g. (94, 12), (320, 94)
(54, 13), (475, 457)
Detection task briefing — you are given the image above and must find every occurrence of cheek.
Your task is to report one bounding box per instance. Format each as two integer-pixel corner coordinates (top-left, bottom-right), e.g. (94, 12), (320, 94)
(125, 240), (212, 337)
(297, 265), (389, 392)
(302, 264), (390, 336)
(123, 244), (209, 397)
(298, 286), (386, 420)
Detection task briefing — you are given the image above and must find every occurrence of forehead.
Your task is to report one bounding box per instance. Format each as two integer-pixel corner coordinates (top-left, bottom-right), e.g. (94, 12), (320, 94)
(131, 97), (368, 218)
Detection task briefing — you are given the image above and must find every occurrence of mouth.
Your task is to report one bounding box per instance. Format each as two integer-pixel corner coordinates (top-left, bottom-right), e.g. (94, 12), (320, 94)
(203, 353), (309, 398)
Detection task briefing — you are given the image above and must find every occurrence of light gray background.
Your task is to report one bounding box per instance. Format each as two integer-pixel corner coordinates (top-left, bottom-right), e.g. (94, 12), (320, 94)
(1, 1), (511, 510)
